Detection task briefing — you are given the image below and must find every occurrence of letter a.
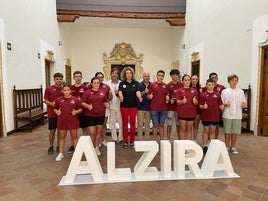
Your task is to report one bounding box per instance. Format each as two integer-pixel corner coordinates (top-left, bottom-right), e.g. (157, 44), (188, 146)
(64, 136), (104, 184)
(201, 140), (235, 177)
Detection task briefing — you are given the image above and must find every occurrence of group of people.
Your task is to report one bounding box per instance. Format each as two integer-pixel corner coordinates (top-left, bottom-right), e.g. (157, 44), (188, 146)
(44, 67), (246, 162)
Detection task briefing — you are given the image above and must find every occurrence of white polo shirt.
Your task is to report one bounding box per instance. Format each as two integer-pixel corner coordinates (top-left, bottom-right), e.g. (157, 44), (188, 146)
(106, 80), (121, 110)
(221, 87), (246, 119)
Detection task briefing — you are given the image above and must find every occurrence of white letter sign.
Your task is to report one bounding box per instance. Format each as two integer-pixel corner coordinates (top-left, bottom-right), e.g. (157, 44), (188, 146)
(59, 139), (239, 186)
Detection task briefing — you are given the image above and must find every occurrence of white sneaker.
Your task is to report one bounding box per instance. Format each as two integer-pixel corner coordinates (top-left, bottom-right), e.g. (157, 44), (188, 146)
(95, 147), (101, 156)
(101, 140), (108, 147)
(55, 153), (64, 161)
(231, 147), (239, 155)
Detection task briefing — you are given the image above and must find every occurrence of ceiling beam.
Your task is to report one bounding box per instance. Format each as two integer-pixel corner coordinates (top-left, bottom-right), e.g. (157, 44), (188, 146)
(57, 10), (185, 26)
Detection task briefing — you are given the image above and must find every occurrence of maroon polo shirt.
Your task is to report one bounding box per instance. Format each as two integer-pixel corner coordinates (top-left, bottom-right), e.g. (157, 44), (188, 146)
(175, 87), (198, 118)
(44, 85), (63, 117)
(82, 89), (107, 117)
(148, 82), (169, 111)
(54, 95), (81, 130)
(199, 91), (223, 122)
(167, 81), (183, 111)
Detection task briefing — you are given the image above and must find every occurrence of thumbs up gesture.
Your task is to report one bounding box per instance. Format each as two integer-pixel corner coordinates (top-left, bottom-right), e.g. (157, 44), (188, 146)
(144, 87), (149, 94)
(193, 96), (198, 105)
(166, 94), (170, 103)
(204, 101), (208, 109)
(148, 92), (153, 100)
(226, 101), (231, 107)
(55, 108), (61, 116)
(88, 103), (93, 110)
(51, 101), (56, 107)
(71, 108), (77, 116)
(241, 101), (247, 108)
(114, 86), (118, 94)
(104, 102), (110, 108)
(182, 96), (187, 104)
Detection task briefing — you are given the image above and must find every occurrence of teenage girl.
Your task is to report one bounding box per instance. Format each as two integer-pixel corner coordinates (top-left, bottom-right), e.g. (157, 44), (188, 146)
(176, 74), (198, 142)
(54, 85), (82, 161)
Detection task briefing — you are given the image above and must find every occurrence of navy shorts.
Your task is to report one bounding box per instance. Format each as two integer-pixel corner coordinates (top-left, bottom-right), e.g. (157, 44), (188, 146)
(84, 115), (105, 127)
(78, 115), (86, 128)
(202, 121), (219, 127)
(48, 117), (57, 130)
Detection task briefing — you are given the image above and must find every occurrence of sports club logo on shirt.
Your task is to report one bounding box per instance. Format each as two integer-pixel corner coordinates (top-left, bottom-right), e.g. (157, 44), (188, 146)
(60, 99), (65, 103)
(70, 100), (75, 104)
(132, 84), (136, 87)
(213, 94), (218, 98)
(79, 88), (84, 93)
(123, 85), (126, 88)
(191, 90), (195, 93)
(100, 92), (104, 96)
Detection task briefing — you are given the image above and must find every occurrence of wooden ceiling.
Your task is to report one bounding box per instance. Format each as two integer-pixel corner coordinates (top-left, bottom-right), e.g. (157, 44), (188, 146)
(56, 0), (186, 26)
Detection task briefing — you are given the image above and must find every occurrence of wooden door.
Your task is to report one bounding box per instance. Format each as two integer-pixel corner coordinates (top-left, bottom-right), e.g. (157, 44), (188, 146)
(191, 60), (200, 77)
(259, 46), (268, 136)
(65, 65), (71, 85)
(45, 60), (51, 87)
(0, 44), (3, 137)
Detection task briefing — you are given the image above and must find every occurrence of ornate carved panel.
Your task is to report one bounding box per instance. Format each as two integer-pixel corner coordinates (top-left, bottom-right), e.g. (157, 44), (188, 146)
(45, 50), (55, 62)
(103, 42), (144, 80)
(191, 52), (200, 62)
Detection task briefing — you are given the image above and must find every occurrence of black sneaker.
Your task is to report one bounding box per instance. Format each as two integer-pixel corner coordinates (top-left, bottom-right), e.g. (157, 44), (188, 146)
(119, 140), (124, 145)
(67, 145), (75, 154)
(48, 146), (54, 154)
(203, 146), (208, 155)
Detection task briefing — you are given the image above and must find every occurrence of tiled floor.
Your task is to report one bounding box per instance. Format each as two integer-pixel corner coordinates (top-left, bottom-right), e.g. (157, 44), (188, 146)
(0, 123), (268, 201)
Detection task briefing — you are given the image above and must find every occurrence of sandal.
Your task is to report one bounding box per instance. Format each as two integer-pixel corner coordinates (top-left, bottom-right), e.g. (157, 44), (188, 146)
(130, 142), (135, 149)
(123, 143), (128, 149)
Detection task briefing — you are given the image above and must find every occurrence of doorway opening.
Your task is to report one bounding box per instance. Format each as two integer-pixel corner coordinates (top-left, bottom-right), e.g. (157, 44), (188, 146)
(258, 45), (268, 136)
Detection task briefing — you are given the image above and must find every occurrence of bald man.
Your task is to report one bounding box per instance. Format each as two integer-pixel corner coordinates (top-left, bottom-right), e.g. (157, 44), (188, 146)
(137, 72), (152, 140)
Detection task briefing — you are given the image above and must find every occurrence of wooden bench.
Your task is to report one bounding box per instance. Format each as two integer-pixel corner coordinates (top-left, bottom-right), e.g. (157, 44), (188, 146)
(242, 85), (251, 133)
(13, 85), (47, 132)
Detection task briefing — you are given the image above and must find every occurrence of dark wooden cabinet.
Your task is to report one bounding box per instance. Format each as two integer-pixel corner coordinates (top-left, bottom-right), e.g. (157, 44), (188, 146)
(242, 85), (251, 133)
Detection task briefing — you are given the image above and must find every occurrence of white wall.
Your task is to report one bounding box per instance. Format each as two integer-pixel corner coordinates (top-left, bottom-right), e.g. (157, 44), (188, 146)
(0, 0), (62, 134)
(185, 0), (268, 133)
(59, 18), (185, 83)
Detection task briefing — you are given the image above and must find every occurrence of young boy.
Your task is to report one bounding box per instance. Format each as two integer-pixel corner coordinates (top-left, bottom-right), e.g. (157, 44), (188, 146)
(199, 79), (224, 154)
(54, 85), (82, 161)
(44, 72), (63, 154)
(69, 71), (88, 154)
(148, 70), (169, 140)
(166, 69), (183, 140)
(221, 74), (246, 154)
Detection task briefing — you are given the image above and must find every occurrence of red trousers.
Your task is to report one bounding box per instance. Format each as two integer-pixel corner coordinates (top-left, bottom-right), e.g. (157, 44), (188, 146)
(120, 107), (137, 143)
